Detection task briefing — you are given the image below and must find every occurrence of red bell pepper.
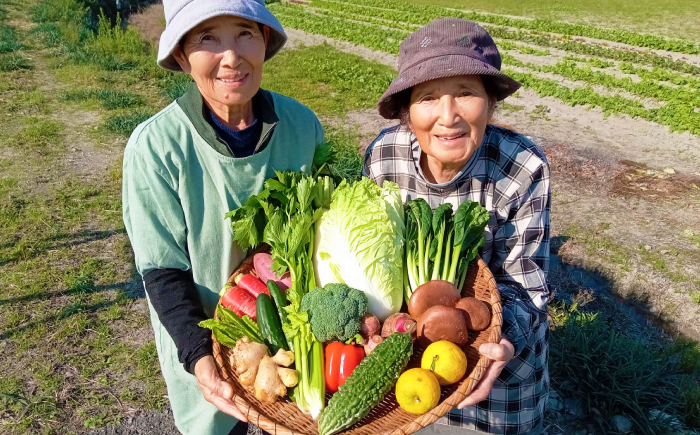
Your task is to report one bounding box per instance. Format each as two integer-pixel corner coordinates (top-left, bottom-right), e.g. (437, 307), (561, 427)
(325, 342), (365, 393)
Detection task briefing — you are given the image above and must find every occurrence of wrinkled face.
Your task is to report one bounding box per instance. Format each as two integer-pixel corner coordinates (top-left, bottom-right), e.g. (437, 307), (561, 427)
(409, 75), (493, 169)
(174, 16), (268, 108)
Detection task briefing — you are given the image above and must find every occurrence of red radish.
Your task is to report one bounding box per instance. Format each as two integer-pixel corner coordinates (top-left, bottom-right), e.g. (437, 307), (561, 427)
(237, 274), (270, 297)
(253, 253), (291, 291)
(220, 285), (257, 320)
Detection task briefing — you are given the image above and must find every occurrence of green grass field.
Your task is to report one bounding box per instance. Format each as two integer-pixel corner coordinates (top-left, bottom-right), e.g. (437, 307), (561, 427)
(407, 0), (700, 42)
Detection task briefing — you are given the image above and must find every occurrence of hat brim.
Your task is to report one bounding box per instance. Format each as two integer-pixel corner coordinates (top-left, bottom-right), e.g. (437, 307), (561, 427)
(377, 54), (521, 119)
(157, 2), (287, 72)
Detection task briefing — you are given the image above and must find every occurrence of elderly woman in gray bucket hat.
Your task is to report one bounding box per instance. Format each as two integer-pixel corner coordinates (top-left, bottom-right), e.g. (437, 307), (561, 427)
(365, 18), (550, 435)
(121, 1), (324, 434)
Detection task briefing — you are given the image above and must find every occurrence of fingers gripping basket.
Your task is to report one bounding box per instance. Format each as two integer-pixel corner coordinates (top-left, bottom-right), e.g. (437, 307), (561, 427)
(213, 246), (502, 435)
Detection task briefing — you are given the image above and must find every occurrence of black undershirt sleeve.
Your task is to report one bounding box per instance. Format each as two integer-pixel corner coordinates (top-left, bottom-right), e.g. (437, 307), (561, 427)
(143, 268), (213, 375)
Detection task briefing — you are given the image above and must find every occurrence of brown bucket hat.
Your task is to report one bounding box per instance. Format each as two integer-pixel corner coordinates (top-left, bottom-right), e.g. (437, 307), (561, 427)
(377, 18), (521, 119)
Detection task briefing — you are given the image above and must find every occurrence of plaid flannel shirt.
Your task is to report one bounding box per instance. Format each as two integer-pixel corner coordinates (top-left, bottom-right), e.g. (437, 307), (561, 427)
(363, 124), (551, 434)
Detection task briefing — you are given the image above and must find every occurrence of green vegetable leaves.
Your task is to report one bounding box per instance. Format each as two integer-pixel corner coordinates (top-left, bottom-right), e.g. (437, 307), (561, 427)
(227, 165), (334, 419)
(404, 199), (490, 300)
(199, 305), (264, 347)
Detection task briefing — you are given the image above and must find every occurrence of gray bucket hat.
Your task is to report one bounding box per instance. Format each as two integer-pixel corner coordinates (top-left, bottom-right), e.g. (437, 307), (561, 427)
(377, 18), (521, 119)
(157, 0), (287, 72)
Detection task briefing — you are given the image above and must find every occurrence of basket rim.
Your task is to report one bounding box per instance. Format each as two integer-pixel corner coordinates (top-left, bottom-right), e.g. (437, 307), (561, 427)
(213, 247), (503, 435)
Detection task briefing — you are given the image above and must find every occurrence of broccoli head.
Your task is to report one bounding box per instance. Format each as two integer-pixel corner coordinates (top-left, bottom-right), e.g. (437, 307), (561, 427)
(300, 283), (369, 342)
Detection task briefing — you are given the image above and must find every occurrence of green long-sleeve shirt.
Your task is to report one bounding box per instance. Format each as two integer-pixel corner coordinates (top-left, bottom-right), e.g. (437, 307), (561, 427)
(123, 83), (323, 435)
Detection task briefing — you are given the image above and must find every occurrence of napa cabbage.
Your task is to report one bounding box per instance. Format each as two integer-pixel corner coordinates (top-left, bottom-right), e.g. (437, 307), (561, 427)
(313, 178), (404, 321)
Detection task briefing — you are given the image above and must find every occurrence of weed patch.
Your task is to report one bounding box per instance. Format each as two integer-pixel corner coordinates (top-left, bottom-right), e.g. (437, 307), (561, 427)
(63, 88), (143, 109)
(30, 21), (62, 46)
(6, 90), (46, 113)
(102, 108), (154, 135)
(9, 118), (64, 149)
(156, 71), (192, 100)
(549, 303), (700, 432)
(0, 52), (31, 71)
(0, 23), (21, 53)
(262, 43), (395, 117)
(323, 127), (364, 182)
(71, 13), (145, 70)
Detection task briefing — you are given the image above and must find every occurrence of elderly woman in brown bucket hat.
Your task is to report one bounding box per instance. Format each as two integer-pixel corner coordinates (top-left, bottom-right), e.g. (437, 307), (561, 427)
(365, 18), (550, 435)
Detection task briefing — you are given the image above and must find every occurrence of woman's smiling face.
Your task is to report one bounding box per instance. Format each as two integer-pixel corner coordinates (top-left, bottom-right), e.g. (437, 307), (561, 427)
(174, 15), (268, 109)
(408, 75), (493, 176)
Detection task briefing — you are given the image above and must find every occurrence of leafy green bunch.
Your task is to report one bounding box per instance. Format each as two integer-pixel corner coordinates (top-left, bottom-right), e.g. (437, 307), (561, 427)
(225, 145), (335, 419)
(403, 199), (489, 302)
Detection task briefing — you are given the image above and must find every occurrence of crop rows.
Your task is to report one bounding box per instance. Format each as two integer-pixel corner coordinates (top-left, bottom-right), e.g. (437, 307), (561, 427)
(562, 55), (615, 69)
(314, 0), (700, 54)
(272, 2), (700, 136)
(617, 63), (700, 90)
(270, 3), (405, 53)
(279, 2), (700, 89)
(306, 0), (700, 76)
(309, 5), (414, 33)
(507, 70), (700, 135)
(504, 56), (700, 108)
(482, 26), (700, 76)
(308, 5), (553, 58)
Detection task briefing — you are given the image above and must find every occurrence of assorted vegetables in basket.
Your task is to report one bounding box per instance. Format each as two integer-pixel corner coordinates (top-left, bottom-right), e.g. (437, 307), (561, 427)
(202, 151), (495, 434)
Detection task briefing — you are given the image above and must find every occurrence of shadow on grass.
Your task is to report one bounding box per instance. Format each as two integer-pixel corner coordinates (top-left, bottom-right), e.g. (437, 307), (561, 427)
(548, 237), (700, 433)
(0, 280), (137, 307)
(549, 235), (658, 317)
(550, 303), (700, 433)
(0, 289), (133, 340)
(0, 227), (127, 268)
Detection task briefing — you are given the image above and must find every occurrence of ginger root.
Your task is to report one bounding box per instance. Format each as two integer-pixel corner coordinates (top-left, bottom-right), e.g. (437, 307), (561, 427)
(277, 367), (298, 388)
(232, 336), (268, 387)
(231, 337), (299, 403)
(272, 348), (295, 367)
(254, 355), (288, 402)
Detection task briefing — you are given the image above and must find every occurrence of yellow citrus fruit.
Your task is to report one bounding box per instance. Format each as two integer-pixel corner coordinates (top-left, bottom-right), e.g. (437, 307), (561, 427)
(421, 340), (468, 386)
(395, 368), (441, 415)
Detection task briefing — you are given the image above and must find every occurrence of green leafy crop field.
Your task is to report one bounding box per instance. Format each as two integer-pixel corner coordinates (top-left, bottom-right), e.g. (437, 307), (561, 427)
(269, 0), (700, 136)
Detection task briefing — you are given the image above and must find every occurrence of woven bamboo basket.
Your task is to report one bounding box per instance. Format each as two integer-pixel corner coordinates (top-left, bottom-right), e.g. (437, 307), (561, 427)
(213, 245), (502, 435)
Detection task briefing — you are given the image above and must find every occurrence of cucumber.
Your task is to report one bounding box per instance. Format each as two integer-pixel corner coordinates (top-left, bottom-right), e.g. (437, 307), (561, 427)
(266, 280), (288, 325)
(256, 293), (289, 354)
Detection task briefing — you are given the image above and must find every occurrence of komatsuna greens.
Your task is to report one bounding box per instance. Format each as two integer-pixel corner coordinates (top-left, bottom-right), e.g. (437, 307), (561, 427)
(403, 198), (489, 302)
